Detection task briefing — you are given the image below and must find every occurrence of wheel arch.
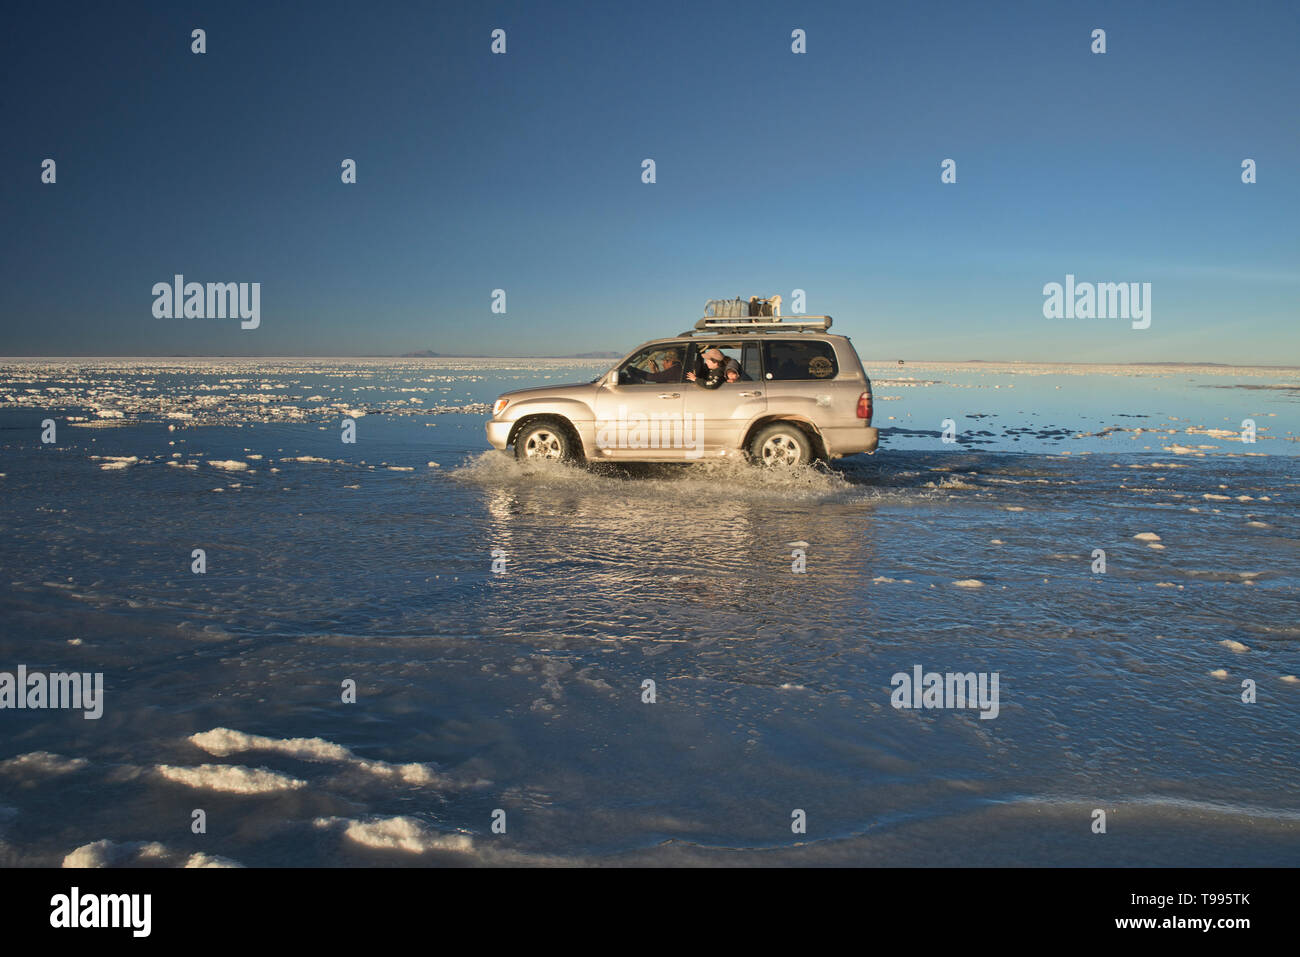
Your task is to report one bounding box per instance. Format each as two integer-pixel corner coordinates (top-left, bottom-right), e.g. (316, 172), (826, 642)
(509, 413), (586, 461)
(742, 415), (827, 461)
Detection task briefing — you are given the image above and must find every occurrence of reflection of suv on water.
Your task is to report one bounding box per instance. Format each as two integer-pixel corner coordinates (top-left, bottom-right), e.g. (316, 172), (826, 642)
(485, 315), (879, 467)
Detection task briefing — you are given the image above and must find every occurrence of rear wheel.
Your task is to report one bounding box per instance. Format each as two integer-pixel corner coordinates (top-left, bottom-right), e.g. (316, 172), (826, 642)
(750, 422), (814, 467)
(514, 419), (578, 463)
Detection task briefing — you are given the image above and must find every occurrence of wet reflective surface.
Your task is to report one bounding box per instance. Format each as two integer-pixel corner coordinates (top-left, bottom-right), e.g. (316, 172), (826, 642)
(1, 360), (1297, 865)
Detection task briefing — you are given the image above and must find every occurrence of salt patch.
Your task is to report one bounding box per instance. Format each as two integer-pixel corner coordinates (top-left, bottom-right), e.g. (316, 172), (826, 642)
(155, 763), (306, 793)
(313, 815), (473, 855)
(63, 840), (171, 868)
(0, 752), (89, 777)
(188, 728), (452, 787)
(190, 728), (348, 761)
(62, 840), (243, 869)
(183, 852), (244, 868)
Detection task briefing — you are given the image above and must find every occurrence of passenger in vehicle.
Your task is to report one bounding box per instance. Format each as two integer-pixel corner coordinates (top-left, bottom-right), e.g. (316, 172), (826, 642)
(722, 356), (748, 380)
(685, 348), (727, 388)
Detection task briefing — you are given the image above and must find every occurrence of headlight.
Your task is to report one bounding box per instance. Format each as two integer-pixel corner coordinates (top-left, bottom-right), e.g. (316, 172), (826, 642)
(492, 398), (509, 417)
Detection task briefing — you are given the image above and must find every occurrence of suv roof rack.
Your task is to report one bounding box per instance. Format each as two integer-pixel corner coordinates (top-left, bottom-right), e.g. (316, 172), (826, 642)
(679, 316), (833, 336)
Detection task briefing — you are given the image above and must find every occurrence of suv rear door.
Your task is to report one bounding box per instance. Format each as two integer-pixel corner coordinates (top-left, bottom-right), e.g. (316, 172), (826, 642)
(681, 339), (766, 455)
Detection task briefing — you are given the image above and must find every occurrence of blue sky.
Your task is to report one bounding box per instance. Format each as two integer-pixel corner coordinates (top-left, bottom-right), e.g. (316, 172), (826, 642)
(2, 0), (1297, 362)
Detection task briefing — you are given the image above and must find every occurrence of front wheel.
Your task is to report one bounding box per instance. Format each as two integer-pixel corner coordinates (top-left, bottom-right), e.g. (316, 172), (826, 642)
(749, 423), (814, 467)
(514, 419), (578, 463)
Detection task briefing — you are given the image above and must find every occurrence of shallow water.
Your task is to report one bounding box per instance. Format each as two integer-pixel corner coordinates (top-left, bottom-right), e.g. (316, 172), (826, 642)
(1, 359), (1297, 866)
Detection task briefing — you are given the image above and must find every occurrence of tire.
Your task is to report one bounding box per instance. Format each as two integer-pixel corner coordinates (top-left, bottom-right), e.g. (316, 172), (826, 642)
(750, 422), (814, 467)
(513, 419), (578, 463)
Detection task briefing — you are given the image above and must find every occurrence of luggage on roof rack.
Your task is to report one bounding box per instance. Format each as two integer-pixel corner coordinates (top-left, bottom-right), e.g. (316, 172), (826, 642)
(748, 295), (782, 317)
(704, 297), (748, 319)
(705, 295), (787, 319)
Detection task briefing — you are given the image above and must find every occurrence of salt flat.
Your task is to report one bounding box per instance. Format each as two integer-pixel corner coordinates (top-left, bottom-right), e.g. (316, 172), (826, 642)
(0, 359), (1296, 866)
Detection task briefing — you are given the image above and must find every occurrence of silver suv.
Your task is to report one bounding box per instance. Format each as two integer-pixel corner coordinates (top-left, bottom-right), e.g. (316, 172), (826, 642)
(486, 316), (879, 467)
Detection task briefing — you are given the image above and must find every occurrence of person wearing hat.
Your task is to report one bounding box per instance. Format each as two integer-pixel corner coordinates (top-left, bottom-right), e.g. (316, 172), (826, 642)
(686, 348), (728, 389)
(644, 348), (683, 383)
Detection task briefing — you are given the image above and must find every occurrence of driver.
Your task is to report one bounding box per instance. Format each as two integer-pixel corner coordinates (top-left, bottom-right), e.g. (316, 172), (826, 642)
(645, 348), (683, 382)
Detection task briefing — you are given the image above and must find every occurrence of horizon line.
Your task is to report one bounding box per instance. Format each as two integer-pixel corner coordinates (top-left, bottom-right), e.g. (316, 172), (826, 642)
(1, 355), (1298, 371)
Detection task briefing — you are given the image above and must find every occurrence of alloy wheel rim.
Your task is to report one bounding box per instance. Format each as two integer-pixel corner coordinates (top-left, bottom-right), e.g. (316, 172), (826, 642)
(761, 434), (802, 466)
(525, 431), (563, 459)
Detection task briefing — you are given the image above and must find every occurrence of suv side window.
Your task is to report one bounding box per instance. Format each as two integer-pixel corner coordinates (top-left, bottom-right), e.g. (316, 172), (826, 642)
(763, 340), (838, 380)
(621, 344), (685, 384)
(685, 341), (759, 382)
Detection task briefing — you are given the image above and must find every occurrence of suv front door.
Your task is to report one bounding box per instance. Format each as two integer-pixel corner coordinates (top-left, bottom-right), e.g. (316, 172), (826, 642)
(593, 343), (687, 460)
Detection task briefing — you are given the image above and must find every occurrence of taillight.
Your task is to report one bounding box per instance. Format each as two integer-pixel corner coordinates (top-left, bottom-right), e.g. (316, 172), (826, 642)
(857, 391), (872, 421)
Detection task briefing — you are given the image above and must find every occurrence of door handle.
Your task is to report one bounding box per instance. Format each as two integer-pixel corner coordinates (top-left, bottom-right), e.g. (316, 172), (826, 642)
(658, 392), (680, 399)
(739, 391), (762, 397)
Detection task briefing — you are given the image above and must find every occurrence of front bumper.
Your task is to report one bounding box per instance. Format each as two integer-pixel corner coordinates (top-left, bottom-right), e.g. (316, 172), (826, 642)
(486, 420), (512, 450)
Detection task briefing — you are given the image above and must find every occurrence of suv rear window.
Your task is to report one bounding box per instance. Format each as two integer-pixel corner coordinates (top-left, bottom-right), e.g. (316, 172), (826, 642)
(764, 340), (838, 380)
